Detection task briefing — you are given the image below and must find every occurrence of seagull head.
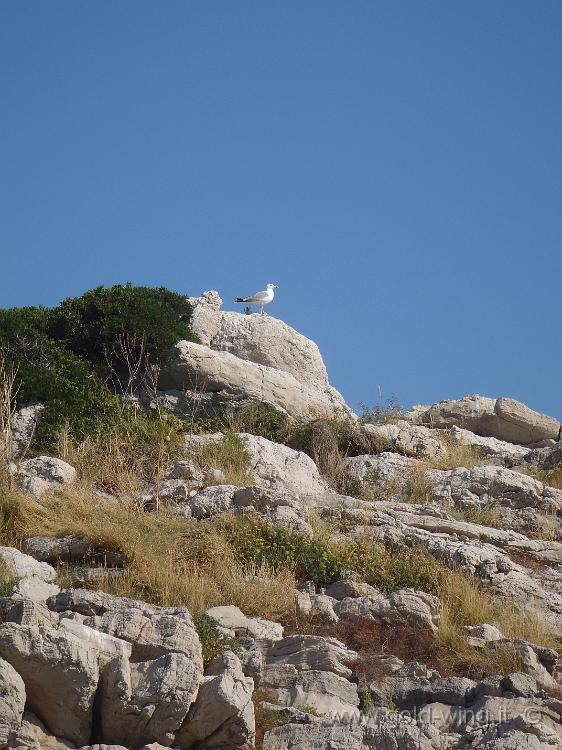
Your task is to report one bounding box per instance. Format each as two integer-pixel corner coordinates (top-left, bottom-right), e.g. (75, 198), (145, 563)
(266, 283), (278, 289)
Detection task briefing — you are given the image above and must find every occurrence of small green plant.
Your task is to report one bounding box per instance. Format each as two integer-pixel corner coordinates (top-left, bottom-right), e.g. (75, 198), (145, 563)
(193, 613), (241, 665)
(222, 516), (352, 584)
(0, 558), (17, 597)
(195, 432), (252, 486)
(359, 681), (374, 716)
(359, 395), (403, 425)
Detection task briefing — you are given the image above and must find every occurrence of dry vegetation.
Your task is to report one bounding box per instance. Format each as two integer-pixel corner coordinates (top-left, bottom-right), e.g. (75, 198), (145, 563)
(0, 485), (297, 621)
(523, 466), (562, 490)
(429, 434), (484, 471)
(447, 502), (504, 529)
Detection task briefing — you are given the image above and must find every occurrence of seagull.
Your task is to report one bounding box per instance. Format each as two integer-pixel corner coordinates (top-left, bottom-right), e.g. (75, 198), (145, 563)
(235, 283), (278, 315)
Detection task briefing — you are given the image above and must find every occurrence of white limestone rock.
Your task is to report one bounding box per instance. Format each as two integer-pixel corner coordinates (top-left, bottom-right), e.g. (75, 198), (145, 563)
(239, 434), (327, 496)
(205, 605), (284, 641)
(17, 456), (76, 497)
(363, 421), (448, 461)
(0, 656), (25, 737)
(175, 651), (255, 750)
(100, 652), (200, 747)
(0, 623), (100, 746)
(428, 464), (562, 513)
(158, 341), (350, 421)
(414, 394), (560, 446)
(333, 589), (441, 633)
(186, 290), (223, 346)
(48, 589), (203, 670)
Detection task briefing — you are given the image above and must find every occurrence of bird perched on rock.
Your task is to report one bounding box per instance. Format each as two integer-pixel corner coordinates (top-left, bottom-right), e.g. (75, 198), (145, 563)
(235, 283), (278, 315)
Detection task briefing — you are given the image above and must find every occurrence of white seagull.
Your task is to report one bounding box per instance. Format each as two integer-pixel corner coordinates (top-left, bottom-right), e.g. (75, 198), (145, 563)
(235, 283), (278, 315)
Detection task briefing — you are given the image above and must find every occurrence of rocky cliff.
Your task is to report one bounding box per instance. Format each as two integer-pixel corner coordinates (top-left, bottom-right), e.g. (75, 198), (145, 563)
(0, 289), (561, 750)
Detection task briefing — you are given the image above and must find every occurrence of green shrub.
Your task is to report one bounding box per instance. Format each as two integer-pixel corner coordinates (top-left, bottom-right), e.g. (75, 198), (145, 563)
(223, 516), (351, 584)
(0, 285), (197, 449)
(222, 516), (443, 593)
(334, 536), (442, 594)
(0, 558), (17, 598)
(46, 284), (197, 369)
(359, 395), (403, 425)
(193, 613), (241, 665)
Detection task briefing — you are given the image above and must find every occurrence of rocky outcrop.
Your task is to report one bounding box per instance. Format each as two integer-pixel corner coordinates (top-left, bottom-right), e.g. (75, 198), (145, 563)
(333, 588), (441, 633)
(158, 341), (349, 422)
(412, 394), (561, 446)
(100, 651), (200, 748)
(174, 652), (255, 750)
(17, 456), (77, 497)
(188, 291), (333, 391)
(51, 593), (203, 669)
(158, 290), (352, 421)
(262, 714), (444, 749)
(0, 546), (59, 602)
(428, 463), (562, 514)
(0, 623), (100, 745)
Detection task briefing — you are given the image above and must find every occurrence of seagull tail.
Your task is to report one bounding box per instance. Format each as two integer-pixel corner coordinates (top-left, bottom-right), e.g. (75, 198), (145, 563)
(235, 297), (247, 303)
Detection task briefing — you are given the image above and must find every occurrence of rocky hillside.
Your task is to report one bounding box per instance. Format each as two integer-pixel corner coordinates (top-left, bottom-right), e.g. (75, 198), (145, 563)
(0, 286), (561, 750)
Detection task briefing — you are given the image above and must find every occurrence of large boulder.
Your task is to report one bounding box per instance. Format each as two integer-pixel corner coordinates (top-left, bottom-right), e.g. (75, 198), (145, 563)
(414, 395), (560, 446)
(333, 589), (441, 633)
(100, 652), (200, 748)
(428, 464), (562, 513)
(188, 291), (335, 391)
(239, 434), (327, 496)
(17, 456), (76, 497)
(0, 623), (100, 745)
(158, 341), (349, 421)
(210, 312), (331, 392)
(48, 589), (203, 670)
(175, 651), (255, 750)
(0, 546), (59, 602)
(0, 656), (26, 737)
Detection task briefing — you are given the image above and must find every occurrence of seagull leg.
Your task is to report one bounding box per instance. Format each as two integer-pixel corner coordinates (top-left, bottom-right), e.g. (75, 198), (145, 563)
(260, 304), (264, 316)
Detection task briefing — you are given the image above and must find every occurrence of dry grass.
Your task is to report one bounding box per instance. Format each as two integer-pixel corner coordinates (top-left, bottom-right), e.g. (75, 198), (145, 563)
(429, 434), (483, 470)
(363, 467), (435, 505)
(526, 466), (562, 491)
(301, 565), (560, 682)
(447, 503), (504, 529)
(0, 487), (295, 620)
(56, 415), (186, 497)
(435, 569), (560, 675)
(192, 432), (253, 487)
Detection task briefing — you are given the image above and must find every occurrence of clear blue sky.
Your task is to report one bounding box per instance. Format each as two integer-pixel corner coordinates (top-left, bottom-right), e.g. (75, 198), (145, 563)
(1, 2), (561, 419)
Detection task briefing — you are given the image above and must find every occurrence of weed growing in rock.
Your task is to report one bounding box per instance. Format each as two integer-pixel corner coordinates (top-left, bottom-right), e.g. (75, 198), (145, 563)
(359, 395), (403, 425)
(192, 613), (241, 665)
(194, 432), (252, 486)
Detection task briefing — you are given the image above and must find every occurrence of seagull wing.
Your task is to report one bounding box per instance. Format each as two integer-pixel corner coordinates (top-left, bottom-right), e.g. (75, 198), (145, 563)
(243, 290), (269, 302)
